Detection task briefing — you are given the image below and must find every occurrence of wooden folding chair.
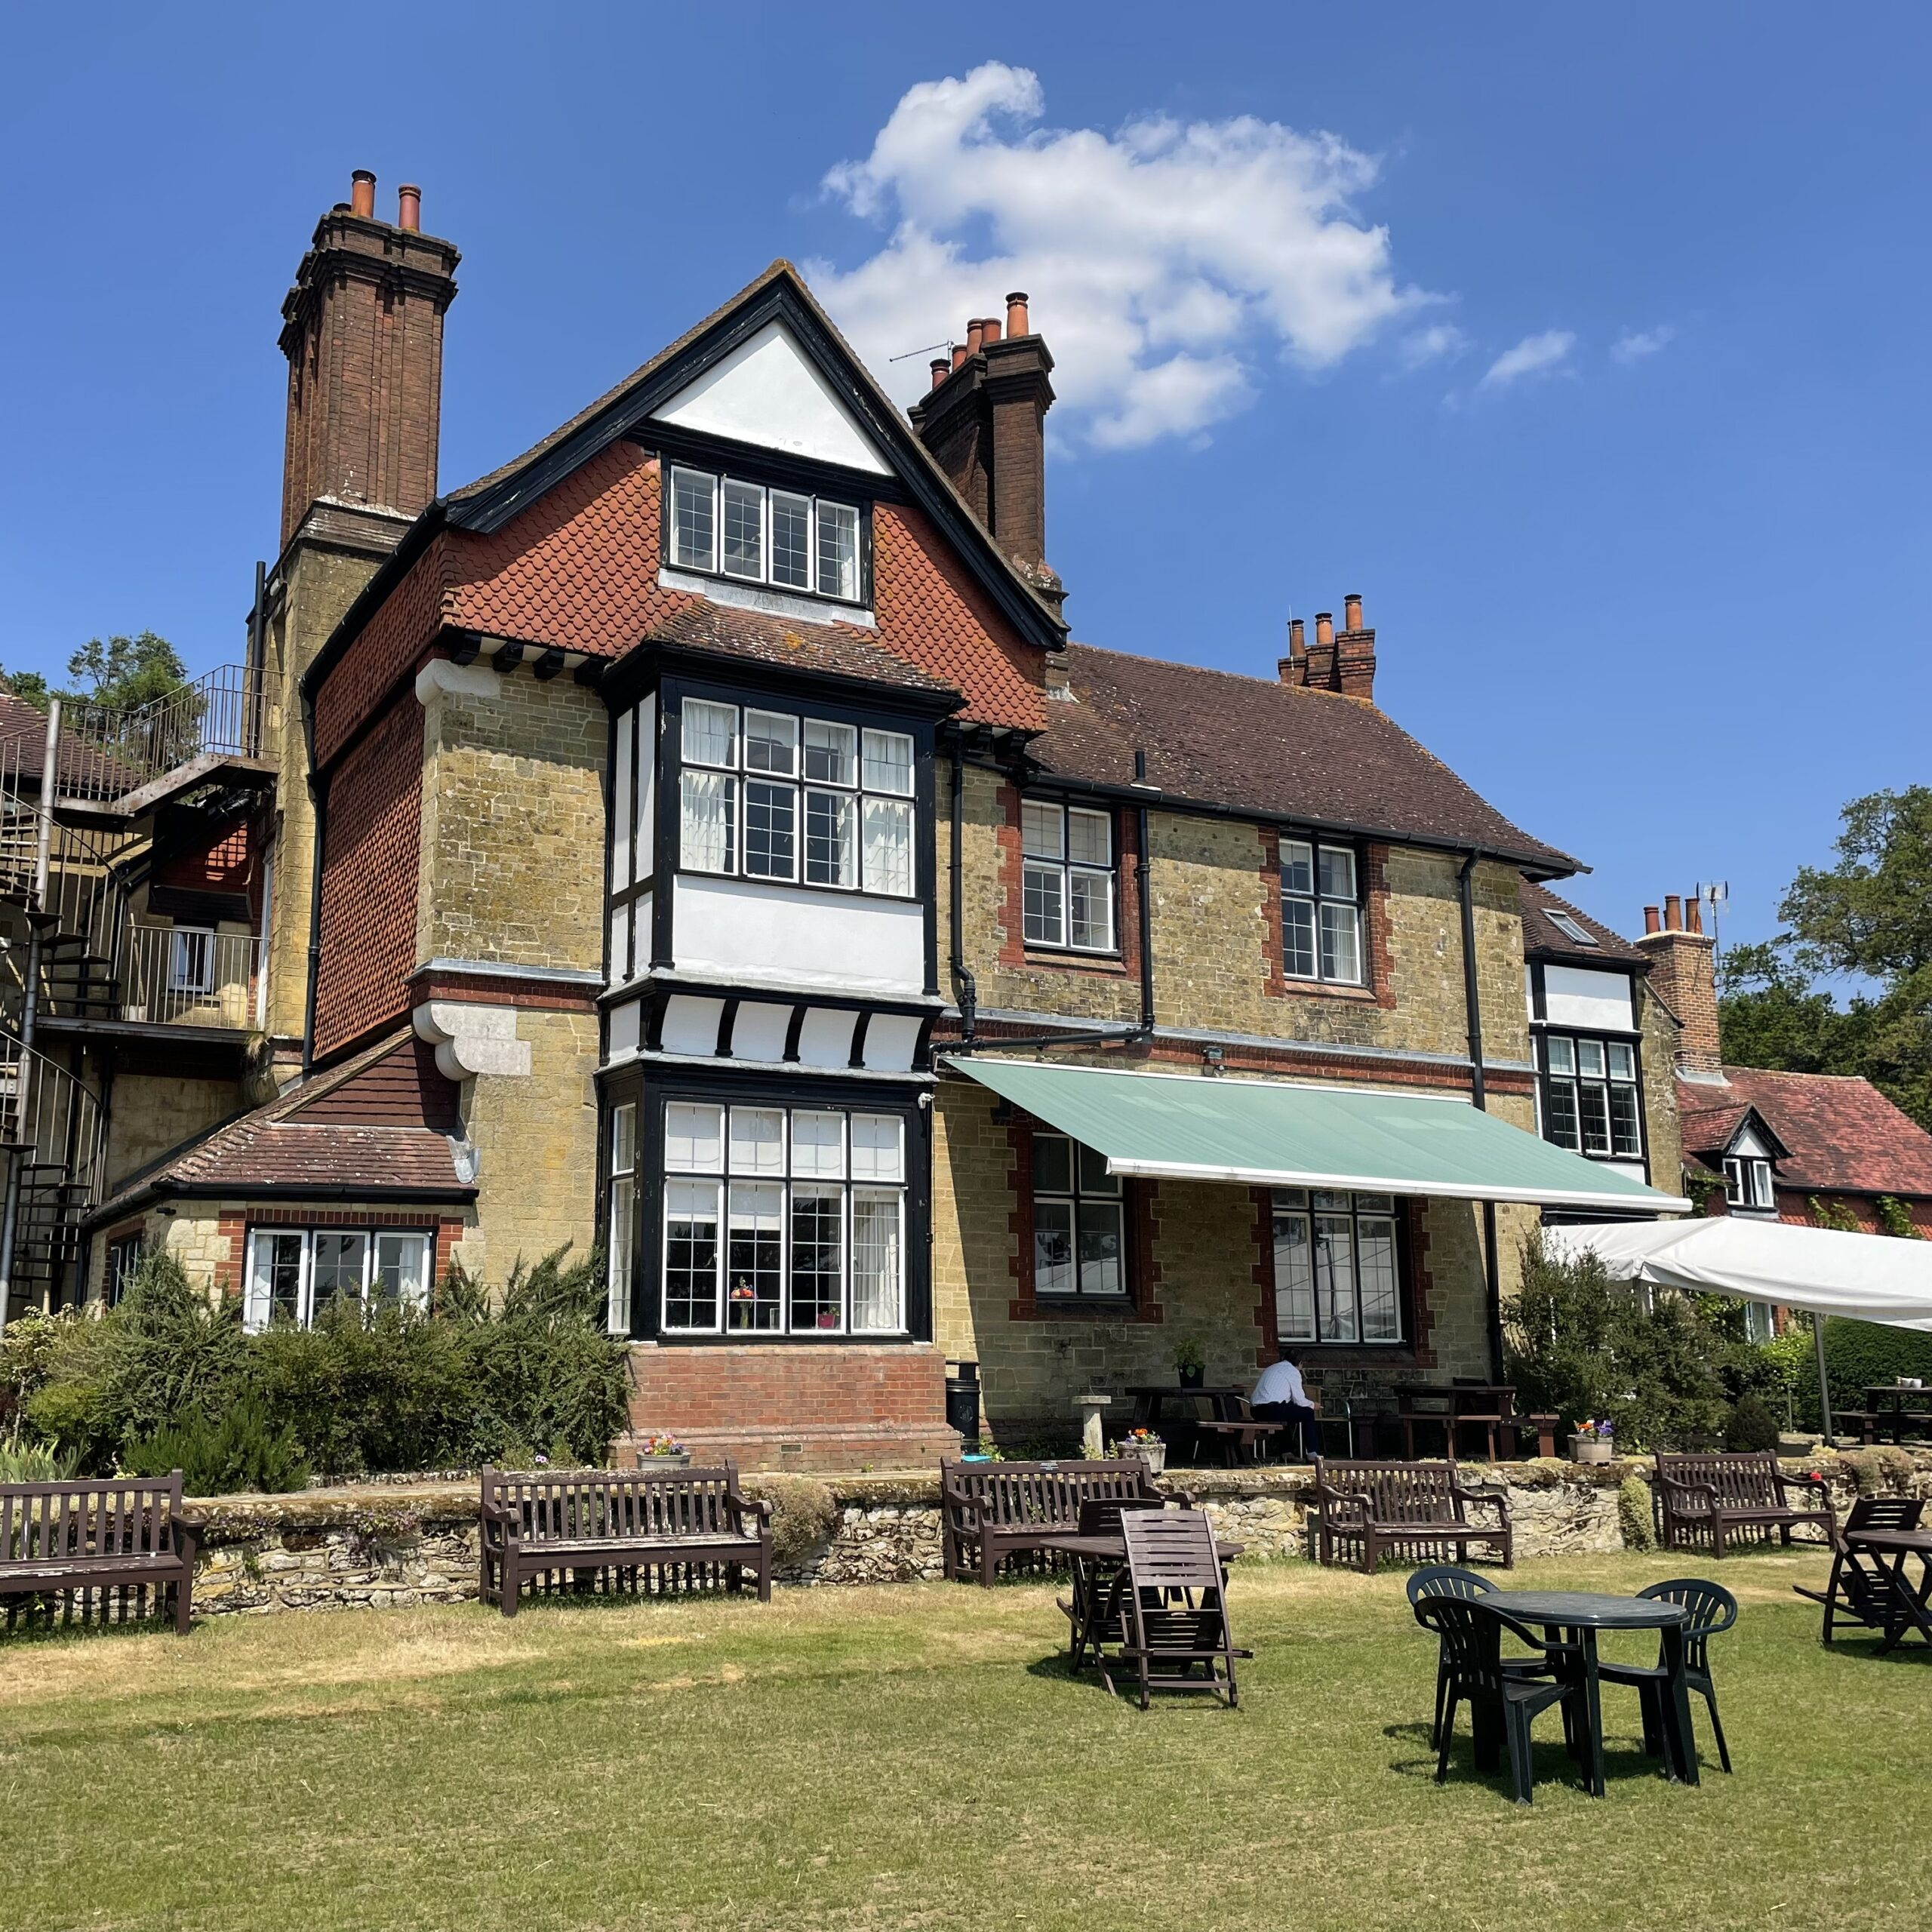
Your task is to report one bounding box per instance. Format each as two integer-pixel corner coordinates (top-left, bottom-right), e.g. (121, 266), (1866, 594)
(1099, 1508), (1251, 1709)
(1794, 1496), (1924, 1643)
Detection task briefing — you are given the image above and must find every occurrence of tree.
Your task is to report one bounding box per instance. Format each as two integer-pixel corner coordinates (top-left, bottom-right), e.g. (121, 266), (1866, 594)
(1, 632), (188, 717)
(1719, 788), (1932, 1133)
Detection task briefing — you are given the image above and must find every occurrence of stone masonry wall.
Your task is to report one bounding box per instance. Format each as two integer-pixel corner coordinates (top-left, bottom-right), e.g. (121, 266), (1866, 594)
(175, 1450), (1932, 1614)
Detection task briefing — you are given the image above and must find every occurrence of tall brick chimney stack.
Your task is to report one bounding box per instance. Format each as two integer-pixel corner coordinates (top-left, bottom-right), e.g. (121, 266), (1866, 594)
(909, 294), (1064, 617)
(1636, 891), (1723, 1075)
(1278, 597), (1377, 703)
(278, 171), (460, 549)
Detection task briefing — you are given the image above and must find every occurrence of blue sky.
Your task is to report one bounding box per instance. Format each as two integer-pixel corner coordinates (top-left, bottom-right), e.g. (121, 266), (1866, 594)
(3, 4), (1926, 956)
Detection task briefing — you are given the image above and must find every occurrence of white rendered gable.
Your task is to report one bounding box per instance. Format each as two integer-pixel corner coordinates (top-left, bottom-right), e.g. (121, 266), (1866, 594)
(650, 321), (891, 475)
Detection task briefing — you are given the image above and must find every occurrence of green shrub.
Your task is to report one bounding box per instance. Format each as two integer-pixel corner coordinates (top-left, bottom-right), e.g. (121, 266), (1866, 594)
(1821, 1316), (1932, 1406)
(0, 1435), (81, 1482)
(749, 1475), (840, 1568)
(1617, 1474), (1657, 1552)
(124, 1399), (310, 1495)
(1723, 1392), (1783, 1453)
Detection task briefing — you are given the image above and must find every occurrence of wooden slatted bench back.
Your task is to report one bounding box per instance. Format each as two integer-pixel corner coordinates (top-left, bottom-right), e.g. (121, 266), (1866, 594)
(484, 1468), (747, 1545)
(943, 1460), (1152, 1530)
(1, 1474), (185, 1567)
(1656, 1451), (1783, 1511)
(1322, 1460), (1466, 1525)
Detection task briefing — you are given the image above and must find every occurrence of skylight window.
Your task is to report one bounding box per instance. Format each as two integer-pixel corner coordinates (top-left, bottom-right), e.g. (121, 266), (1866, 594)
(1546, 909), (1599, 948)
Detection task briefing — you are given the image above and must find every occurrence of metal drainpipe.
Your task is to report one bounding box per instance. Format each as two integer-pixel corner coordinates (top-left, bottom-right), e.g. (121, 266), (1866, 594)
(299, 688), (325, 1078)
(947, 740), (977, 1048)
(1459, 852), (1506, 1384)
(0, 700), (63, 1320)
(1134, 750), (1155, 1039)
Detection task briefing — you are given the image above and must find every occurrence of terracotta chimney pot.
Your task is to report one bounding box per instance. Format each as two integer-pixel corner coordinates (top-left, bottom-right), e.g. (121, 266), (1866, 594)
(1685, 897), (1704, 935)
(964, 318), (984, 356)
(1664, 894), (1683, 931)
(1288, 617), (1305, 653)
(1005, 291), (1030, 337)
(397, 184), (422, 232)
(1644, 905), (1661, 934)
(980, 315), (1002, 345)
(350, 170), (376, 219)
(929, 358), (949, 391)
(1344, 593), (1363, 631)
(950, 341), (968, 371)
(1315, 612), (1335, 648)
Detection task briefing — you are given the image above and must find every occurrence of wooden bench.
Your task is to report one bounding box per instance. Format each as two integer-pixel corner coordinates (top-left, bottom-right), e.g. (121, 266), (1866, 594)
(1311, 1457), (1512, 1573)
(1194, 1395), (1288, 1466)
(940, 1458), (1176, 1586)
(1653, 1451), (1835, 1556)
(479, 1465), (773, 1617)
(1, 1472), (202, 1634)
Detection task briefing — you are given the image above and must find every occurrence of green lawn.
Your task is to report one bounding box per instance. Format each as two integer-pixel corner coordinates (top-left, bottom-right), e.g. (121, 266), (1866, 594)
(2, 1547), (1927, 1932)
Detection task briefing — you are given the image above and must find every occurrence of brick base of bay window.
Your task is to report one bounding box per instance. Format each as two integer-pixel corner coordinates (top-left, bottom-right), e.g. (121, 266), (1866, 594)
(619, 1342), (958, 1472)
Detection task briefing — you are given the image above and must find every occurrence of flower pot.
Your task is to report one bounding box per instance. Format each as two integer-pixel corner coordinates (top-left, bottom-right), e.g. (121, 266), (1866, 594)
(1119, 1441), (1167, 1475)
(639, 1451), (692, 1472)
(1570, 1435), (1614, 1465)
(1177, 1366), (1205, 1391)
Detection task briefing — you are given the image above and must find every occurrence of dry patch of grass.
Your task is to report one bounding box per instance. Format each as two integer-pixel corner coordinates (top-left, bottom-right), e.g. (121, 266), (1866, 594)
(2, 1549), (1929, 1932)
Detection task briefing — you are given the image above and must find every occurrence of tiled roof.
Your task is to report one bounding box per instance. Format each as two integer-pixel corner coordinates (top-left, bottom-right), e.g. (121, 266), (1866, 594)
(646, 598), (955, 697)
(90, 1032), (474, 1225)
(1029, 643), (1575, 869)
(0, 688), (143, 798)
(1678, 1065), (1932, 1198)
(1520, 879), (1651, 965)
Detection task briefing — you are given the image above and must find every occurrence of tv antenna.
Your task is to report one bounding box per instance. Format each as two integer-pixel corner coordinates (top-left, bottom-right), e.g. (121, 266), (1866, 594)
(1696, 881), (1729, 961)
(888, 338), (955, 364)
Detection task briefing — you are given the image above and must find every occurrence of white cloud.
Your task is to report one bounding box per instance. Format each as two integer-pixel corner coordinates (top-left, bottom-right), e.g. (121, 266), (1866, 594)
(1611, 324), (1675, 365)
(1478, 329), (1577, 389)
(1395, 322), (1469, 372)
(808, 63), (1431, 450)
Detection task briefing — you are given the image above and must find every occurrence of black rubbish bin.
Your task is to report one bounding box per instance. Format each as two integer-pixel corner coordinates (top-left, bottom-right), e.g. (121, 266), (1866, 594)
(945, 1359), (981, 1450)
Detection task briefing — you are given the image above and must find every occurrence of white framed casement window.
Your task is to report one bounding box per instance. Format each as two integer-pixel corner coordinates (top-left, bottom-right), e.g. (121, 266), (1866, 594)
(1021, 801), (1116, 952)
(657, 1098), (906, 1335)
(1030, 1131), (1125, 1298)
(243, 1227), (431, 1332)
(1281, 840), (1363, 984)
(607, 1101), (638, 1334)
(1724, 1155), (1775, 1211)
(1272, 1189), (1404, 1344)
(1537, 1032), (1644, 1161)
(665, 466), (865, 605)
(675, 698), (914, 898)
(168, 927), (216, 995)
(669, 466), (718, 573)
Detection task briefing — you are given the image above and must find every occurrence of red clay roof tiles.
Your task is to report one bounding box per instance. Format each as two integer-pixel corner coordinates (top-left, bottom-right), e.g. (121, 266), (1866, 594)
(1678, 1065), (1932, 1198)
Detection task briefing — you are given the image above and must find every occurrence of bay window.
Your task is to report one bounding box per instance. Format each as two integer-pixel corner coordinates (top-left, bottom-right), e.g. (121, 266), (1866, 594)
(657, 1100), (906, 1334)
(678, 698), (914, 897)
(667, 466), (866, 606)
(242, 1227), (432, 1332)
(1280, 839), (1363, 984)
(1537, 1032), (1644, 1161)
(1271, 1189), (1404, 1344)
(1022, 801), (1116, 952)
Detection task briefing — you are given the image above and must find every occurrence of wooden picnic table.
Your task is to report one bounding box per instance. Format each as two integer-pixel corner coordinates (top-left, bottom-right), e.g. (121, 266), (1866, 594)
(1124, 1385), (1251, 1463)
(1042, 1527), (1245, 1671)
(1398, 1384), (1518, 1462)
(1483, 1589), (1698, 1796)
(1843, 1527), (1932, 1651)
(1841, 1386), (1932, 1445)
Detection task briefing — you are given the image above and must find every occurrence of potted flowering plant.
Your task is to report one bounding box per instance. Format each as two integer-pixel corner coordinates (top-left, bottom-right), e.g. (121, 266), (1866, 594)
(1569, 1418), (1616, 1464)
(1174, 1337), (1208, 1391)
(1112, 1426), (1167, 1475)
(636, 1432), (691, 1471)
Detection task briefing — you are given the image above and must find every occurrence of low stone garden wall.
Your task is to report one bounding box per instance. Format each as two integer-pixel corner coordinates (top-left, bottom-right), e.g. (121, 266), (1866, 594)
(179, 1447), (1932, 1617)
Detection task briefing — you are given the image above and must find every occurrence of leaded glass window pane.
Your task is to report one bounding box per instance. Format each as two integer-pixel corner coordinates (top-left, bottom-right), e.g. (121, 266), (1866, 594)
(681, 698), (737, 768)
(771, 491), (813, 589)
(669, 468), (716, 571)
(862, 728), (914, 796)
(744, 709), (798, 776)
(663, 1180), (720, 1331)
(1022, 800), (1063, 860)
(1023, 863), (1064, 945)
(1319, 900), (1362, 983)
(1283, 898), (1316, 979)
(1069, 869), (1114, 950)
(851, 1191), (903, 1331)
(803, 718), (856, 786)
(789, 1189), (843, 1331)
(726, 1183), (783, 1331)
(721, 478), (764, 580)
(743, 778), (797, 879)
(862, 796), (914, 897)
(818, 500), (860, 600)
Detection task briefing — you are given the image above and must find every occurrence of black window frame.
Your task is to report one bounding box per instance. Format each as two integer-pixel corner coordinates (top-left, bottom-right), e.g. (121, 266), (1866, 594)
(1278, 835), (1367, 986)
(1534, 1029), (1646, 1164)
(1019, 798), (1121, 956)
(1269, 1188), (1411, 1347)
(1029, 1129), (1131, 1300)
(661, 462), (872, 611)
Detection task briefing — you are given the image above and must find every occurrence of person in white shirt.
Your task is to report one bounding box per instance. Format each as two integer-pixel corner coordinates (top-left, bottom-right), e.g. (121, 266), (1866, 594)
(1251, 1353), (1318, 1461)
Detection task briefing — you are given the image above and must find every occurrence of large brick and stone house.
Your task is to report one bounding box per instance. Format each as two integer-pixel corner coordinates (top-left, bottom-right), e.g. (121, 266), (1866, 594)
(12, 174), (1693, 1463)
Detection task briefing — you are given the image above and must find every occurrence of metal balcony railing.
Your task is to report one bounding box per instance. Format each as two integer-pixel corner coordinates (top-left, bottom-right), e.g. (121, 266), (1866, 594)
(52, 664), (264, 805)
(118, 922), (265, 1030)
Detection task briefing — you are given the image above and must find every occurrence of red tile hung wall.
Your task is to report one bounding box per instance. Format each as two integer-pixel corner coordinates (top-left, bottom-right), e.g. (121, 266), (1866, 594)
(313, 699), (423, 1060)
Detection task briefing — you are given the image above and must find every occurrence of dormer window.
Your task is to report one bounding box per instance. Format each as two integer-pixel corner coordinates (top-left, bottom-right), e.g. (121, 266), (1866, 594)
(668, 466), (865, 605)
(1724, 1155), (1775, 1211)
(1544, 909), (1599, 949)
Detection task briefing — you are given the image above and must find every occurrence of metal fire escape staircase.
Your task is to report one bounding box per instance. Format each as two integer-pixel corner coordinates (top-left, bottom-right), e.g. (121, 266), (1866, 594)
(0, 668), (268, 1318)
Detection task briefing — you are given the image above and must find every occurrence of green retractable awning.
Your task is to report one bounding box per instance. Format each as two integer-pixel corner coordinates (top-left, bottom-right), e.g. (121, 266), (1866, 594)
(946, 1057), (1689, 1214)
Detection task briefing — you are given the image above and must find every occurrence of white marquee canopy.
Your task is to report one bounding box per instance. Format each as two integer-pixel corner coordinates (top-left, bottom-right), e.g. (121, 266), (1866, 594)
(1548, 1217), (1932, 1332)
